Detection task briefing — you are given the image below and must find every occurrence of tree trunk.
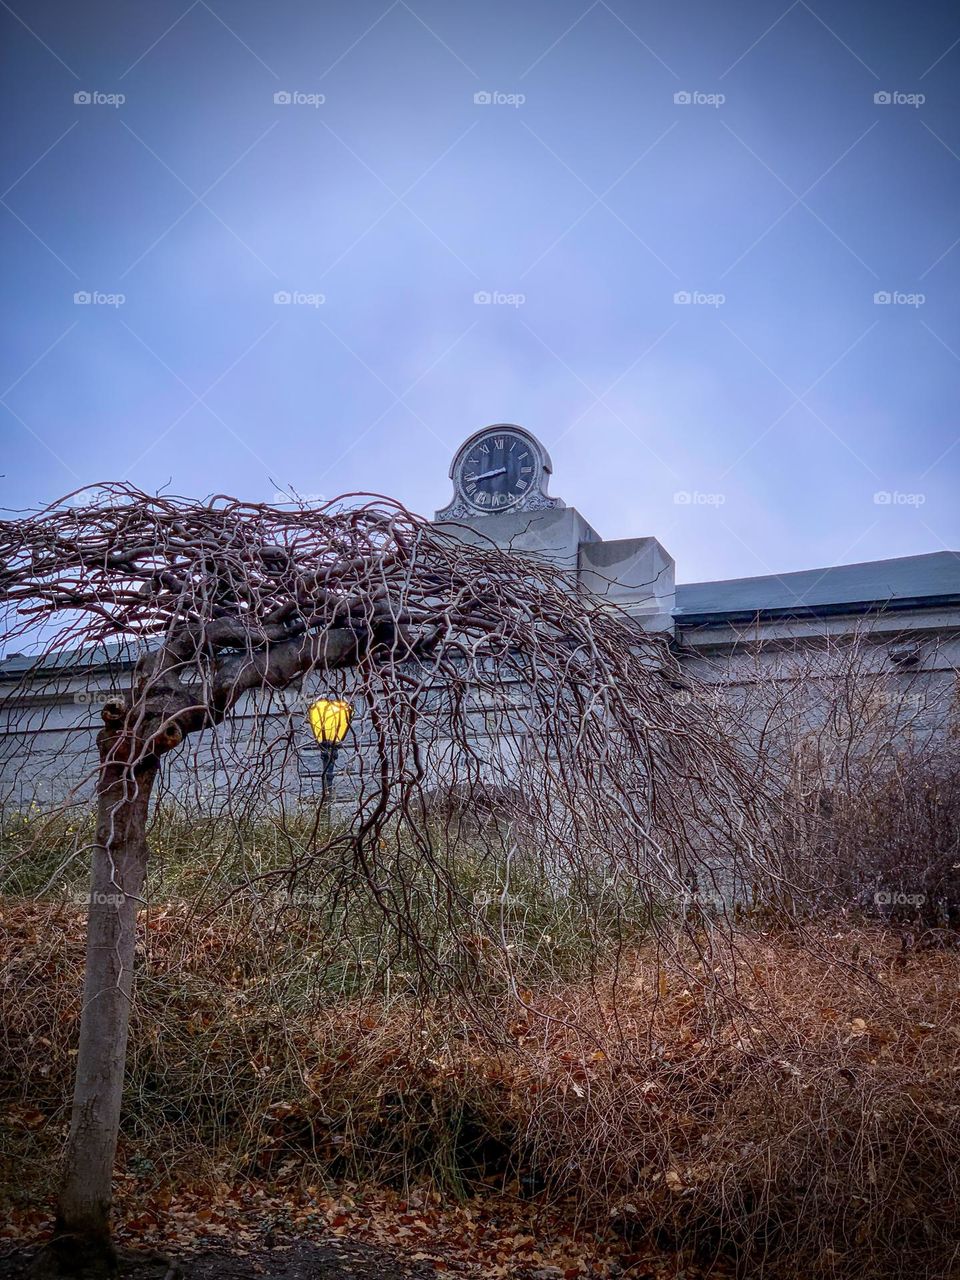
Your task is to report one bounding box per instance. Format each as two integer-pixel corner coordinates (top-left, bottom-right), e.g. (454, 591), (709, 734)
(34, 750), (157, 1279)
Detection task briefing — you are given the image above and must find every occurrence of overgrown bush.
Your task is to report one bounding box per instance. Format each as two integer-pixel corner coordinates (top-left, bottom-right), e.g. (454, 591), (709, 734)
(4, 631), (960, 1277)
(712, 630), (960, 928)
(810, 745), (960, 926)
(2, 901), (958, 1280)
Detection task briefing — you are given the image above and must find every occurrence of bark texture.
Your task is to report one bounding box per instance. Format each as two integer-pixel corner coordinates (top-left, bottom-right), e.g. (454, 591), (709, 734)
(35, 717), (156, 1278)
(33, 626), (371, 1276)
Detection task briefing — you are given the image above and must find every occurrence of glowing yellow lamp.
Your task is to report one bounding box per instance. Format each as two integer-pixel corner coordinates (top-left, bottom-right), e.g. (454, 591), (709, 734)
(308, 698), (353, 745)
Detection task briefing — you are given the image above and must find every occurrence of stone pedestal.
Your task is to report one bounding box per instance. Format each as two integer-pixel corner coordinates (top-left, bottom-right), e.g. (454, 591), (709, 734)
(579, 536), (676, 631)
(434, 507), (675, 634)
(435, 507), (598, 574)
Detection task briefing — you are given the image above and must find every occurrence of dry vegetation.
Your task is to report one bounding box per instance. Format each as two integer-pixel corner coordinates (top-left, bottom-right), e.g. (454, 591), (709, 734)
(0, 490), (792, 1275)
(1, 492), (959, 1277)
(3, 885), (959, 1279)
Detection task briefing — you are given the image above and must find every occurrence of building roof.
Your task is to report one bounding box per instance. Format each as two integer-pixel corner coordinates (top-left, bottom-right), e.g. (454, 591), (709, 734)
(674, 550), (960, 622)
(3, 553), (960, 675)
(0, 638), (144, 679)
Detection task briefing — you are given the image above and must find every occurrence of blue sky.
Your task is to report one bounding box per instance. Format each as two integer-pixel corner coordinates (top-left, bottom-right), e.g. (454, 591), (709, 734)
(1, 0), (958, 584)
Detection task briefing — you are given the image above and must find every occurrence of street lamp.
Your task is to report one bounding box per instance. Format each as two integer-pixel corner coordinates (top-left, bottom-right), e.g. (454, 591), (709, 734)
(307, 698), (353, 801)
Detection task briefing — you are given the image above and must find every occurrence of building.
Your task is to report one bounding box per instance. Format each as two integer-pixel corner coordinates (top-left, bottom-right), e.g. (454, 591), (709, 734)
(2, 424), (958, 806)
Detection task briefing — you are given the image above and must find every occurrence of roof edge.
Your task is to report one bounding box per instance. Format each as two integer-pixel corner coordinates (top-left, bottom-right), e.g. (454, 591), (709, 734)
(675, 592), (960, 628)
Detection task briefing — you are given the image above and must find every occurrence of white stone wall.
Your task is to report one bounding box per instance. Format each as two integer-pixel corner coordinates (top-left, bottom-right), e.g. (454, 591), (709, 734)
(3, 601), (958, 814)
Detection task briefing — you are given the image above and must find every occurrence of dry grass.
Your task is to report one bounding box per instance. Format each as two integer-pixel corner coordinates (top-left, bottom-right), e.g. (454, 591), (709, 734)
(3, 898), (959, 1279)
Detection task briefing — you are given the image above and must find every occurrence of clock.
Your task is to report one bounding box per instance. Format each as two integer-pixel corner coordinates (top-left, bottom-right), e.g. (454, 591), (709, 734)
(435, 425), (562, 521)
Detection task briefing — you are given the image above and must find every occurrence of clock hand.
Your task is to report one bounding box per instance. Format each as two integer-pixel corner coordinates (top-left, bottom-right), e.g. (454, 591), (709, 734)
(470, 466), (507, 482)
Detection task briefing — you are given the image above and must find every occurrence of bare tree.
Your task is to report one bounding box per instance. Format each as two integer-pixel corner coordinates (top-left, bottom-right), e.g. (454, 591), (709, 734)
(711, 628), (960, 922)
(0, 486), (781, 1278)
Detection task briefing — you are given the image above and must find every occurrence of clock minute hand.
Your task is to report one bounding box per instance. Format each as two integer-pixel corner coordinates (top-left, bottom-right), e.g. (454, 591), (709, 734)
(471, 466), (507, 482)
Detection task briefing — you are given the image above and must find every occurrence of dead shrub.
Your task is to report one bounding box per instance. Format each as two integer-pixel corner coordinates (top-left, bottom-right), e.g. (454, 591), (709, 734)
(2, 900), (958, 1280)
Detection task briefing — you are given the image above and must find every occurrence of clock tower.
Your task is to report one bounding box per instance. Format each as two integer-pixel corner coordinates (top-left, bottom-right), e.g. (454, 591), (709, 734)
(433, 425), (676, 633)
(434, 424), (561, 521)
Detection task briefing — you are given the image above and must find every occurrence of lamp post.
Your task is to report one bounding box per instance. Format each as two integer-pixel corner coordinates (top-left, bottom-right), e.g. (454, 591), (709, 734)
(307, 698), (353, 803)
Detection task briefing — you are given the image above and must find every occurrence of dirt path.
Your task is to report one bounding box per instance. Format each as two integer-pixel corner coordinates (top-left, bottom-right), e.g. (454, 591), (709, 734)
(0, 1240), (449, 1280)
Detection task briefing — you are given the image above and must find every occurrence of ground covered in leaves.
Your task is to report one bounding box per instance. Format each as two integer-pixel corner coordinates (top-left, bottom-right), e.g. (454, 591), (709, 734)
(3, 900), (959, 1278)
(0, 1184), (722, 1278)
(3, 1240), (439, 1280)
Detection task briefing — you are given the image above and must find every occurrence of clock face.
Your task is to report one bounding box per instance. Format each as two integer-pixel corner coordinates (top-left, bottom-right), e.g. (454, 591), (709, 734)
(457, 430), (539, 512)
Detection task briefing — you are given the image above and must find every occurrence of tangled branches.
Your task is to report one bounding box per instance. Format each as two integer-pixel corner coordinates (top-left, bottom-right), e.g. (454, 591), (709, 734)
(0, 485), (783, 941)
(0, 484), (792, 1274)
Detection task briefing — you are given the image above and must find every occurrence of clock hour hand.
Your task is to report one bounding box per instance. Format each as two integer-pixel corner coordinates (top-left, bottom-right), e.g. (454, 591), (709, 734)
(469, 466), (507, 482)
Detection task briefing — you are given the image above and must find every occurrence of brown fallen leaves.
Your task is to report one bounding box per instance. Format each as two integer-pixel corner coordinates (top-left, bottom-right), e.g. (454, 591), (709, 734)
(3, 900), (960, 1279)
(0, 1179), (725, 1278)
